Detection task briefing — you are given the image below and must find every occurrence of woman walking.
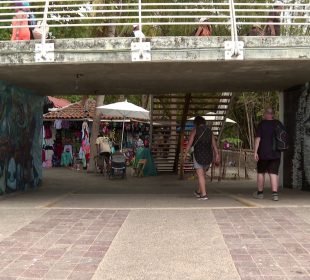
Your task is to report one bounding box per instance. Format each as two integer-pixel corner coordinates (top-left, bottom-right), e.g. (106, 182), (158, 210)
(184, 116), (220, 200)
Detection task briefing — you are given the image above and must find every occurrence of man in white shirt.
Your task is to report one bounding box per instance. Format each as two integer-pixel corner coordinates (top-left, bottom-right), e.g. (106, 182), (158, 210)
(96, 134), (111, 173)
(133, 24), (145, 38)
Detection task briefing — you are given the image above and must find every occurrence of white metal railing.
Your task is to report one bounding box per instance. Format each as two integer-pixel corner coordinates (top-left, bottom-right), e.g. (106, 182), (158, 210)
(1, 1), (309, 30)
(0, 0), (309, 59)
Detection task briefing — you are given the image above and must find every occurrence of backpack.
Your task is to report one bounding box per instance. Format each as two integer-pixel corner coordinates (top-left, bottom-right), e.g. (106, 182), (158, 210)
(274, 121), (289, 151)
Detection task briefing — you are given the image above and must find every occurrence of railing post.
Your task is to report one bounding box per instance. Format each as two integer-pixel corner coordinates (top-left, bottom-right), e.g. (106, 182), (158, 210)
(225, 0), (244, 60)
(149, 94), (154, 150)
(41, 0), (50, 60)
(131, 0), (151, 61)
(35, 0), (54, 62)
(138, 0), (142, 45)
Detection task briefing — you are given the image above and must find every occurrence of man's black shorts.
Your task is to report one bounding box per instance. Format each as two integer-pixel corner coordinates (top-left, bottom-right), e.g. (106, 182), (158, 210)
(257, 159), (281, 175)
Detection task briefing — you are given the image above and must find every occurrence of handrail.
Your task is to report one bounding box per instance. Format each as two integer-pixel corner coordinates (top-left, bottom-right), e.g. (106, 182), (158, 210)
(40, 0), (49, 60)
(0, 1), (309, 35)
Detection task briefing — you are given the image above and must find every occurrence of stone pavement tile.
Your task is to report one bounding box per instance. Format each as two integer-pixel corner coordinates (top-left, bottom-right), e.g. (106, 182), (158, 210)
(0, 267), (26, 278)
(0, 277), (18, 280)
(44, 269), (72, 279)
(215, 208), (310, 280)
(22, 268), (48, 278)
(235, 264), (261, 278)
(262, 277), (289, 280)
(239, 277), (265, 280)
(0, 209), (128, 280)
(68, 271), (94, 280)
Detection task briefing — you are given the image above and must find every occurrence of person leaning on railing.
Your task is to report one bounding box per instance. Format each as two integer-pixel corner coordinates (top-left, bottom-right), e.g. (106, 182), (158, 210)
(11, 9), (31, 41)
(194, 17), (212, 37)
(264, 0), (284, 36)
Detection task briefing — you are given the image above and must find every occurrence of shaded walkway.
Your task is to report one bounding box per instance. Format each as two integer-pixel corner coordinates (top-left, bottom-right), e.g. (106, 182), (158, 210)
(1, 168), (309, 209)
(0, 169), (310, 280)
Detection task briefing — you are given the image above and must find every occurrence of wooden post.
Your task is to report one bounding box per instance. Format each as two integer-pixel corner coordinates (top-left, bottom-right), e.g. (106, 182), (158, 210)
(244, 151), (249, 179)
(238, 148), (241, 178)
(177, 93), (191, 179)
(218, 148), (223, 182)
(149, 94), (154, 150)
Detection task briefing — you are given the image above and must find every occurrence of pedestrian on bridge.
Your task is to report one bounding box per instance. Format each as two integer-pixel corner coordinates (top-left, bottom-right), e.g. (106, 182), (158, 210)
(184, 116), (220, 200)
(11, 9), (30, 41)
(194, 17), (212, 37)
(264, 0), (284, 36)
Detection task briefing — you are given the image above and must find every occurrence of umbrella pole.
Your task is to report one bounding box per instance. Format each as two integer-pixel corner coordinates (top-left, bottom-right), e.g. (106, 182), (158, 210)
(121, 118), (125, 151)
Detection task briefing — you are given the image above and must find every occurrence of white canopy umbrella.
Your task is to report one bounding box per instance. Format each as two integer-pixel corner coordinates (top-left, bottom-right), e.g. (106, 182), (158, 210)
(189, 112), (237, 124)
(97, 100), (150, 150)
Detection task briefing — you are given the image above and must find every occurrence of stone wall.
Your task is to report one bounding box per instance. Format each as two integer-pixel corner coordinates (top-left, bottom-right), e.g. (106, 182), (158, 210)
(284, 83), (310, 190)
(0, 81), (43, 194)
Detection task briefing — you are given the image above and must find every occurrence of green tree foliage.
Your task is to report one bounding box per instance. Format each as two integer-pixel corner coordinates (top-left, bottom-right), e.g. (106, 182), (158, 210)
(223, 92), (279, 149)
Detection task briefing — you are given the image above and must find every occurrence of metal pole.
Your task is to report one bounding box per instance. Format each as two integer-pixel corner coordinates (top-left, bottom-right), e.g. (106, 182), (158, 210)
(121, 117), (125, 151)
(149, 94), (154, 150)
(138, 0), (142, 45)
(41, 0), (50, 60)
(229, 0), (239, 57)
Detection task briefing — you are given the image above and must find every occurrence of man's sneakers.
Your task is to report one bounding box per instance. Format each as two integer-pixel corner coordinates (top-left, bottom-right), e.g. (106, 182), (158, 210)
(272, 192), (279, 201)
(198, 194), (209, 201)
(253, 191), (264, 199)
(193, 190), (201, 198)
(253, 191), (279, 201)
(194, 190), (208, 200)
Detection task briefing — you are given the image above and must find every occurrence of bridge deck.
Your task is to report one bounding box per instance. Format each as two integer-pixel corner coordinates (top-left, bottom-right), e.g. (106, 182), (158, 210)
(0, 36), (309, 95)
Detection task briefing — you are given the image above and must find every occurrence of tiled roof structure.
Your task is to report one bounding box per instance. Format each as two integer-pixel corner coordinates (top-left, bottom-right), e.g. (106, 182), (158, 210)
(47, 96), (71, 108)
(43, 100), (96, 120)
(43, 100), (123, 121)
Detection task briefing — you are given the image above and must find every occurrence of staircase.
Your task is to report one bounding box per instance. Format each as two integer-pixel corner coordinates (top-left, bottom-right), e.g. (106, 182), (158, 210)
(151, 93), (233, 173)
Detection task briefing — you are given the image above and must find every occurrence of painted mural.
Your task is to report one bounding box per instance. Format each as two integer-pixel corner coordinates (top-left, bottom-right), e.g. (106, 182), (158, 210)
(0, 81), (43, 194)
(292, 83), (310, 190)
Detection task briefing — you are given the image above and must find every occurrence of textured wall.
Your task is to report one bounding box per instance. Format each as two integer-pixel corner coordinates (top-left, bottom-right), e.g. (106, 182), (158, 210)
(0, 81), (43, 194)
(284, 83), (310, 190)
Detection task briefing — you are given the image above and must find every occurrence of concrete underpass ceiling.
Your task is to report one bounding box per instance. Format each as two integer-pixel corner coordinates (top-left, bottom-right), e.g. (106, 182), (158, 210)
(1, 60), (310, 95)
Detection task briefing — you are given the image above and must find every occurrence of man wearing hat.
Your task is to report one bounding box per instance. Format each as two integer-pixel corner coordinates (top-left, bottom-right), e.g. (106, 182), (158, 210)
(265, 0), (284, 36)
(195, 17), (212, 36)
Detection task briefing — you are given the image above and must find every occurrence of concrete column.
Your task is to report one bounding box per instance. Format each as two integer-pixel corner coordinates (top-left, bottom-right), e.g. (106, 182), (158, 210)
(0, 81), (43, 195)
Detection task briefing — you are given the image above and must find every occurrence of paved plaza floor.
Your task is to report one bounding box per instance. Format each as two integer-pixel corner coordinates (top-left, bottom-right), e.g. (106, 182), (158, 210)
(0, 168), (309, 280)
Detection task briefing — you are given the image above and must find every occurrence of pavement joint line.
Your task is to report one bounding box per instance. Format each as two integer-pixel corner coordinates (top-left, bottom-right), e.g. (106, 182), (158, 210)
(36, 192), (74, 209)
(209, 185), (259, 207)
(26, 206), (305, 210)
(229, 194), (262, 208)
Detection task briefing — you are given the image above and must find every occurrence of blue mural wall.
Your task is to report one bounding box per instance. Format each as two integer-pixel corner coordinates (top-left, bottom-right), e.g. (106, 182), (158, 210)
(0, 81), (43, 194)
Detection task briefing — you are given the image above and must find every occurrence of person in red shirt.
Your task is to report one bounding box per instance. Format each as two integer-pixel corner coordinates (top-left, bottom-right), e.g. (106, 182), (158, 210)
(195, 17), (212, 37)
(11, 9), (31, 41)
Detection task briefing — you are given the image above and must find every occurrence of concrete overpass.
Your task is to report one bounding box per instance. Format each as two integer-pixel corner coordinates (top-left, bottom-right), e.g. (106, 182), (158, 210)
(0, 36), (310, 95)
(0, 35), (310, 194)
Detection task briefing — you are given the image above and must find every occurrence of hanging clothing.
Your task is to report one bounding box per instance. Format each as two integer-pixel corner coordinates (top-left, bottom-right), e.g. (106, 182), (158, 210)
(44, 125), (52, 139)
(54, 119), (62, 130)
(82, 121), (89, 139)
(62, 120), (70, 129)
